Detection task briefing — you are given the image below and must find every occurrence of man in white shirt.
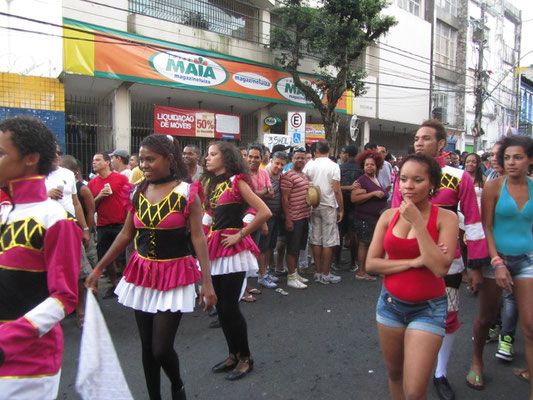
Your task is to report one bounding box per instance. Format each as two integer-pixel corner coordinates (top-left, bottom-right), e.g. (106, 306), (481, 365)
(110, 149), (132, 179)
(183, 144), (204, 182)
(377, 145), (393, 192)
(303, 140), (343, 285)
(45, 146), (90, 247)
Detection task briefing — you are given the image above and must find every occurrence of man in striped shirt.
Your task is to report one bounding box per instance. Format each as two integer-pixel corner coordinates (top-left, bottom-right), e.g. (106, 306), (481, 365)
(281, 148), (312, 288)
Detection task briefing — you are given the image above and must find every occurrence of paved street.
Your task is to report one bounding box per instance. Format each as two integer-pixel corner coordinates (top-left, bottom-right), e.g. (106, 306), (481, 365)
(58, 261), (530, 400)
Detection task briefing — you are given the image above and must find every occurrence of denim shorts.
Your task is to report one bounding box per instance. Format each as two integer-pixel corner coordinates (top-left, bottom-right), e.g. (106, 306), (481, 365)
(376, 286), (447, 336)
(500, 251), (533, 279)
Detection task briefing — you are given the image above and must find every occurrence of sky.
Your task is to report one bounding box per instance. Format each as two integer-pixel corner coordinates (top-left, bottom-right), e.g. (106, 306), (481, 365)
(509, 0), (533, 67)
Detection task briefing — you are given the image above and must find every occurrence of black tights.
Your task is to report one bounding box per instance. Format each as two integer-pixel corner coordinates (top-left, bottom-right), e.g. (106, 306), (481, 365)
(212, 272), (250, 357)
(134, 310), (183, 400)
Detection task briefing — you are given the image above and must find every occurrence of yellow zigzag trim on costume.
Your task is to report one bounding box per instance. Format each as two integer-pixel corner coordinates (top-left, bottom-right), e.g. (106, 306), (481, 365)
(209, 181), (231, 207)
(0, 218), (45, 254)
(137, 192), (185, 227)
(440, 173), (460, 191)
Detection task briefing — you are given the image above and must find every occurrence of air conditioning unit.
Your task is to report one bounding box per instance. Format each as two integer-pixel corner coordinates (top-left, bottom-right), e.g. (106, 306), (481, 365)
(432, 107), (447, 124)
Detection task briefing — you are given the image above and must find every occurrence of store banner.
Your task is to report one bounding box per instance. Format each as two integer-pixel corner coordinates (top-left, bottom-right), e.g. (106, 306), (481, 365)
(305, 124), (326, 143)
(154, 105), (240, 139)
(63, 19), (347, 112)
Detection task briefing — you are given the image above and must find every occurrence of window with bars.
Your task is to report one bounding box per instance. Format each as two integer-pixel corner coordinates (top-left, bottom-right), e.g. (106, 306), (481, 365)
(432, 80), (456, 126)
(436, 0), (457, 16)
(129, 0), (260, 43)
(397, 0), (420, 16)
(435, 21), (457, 69)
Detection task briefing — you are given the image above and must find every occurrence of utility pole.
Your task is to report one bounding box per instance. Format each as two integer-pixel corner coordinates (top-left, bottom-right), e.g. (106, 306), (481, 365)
(472, 4), (487, 152)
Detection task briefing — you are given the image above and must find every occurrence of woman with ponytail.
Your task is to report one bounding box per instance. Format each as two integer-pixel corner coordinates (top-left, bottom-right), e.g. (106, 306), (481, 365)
(87, 134), (216, 400)
(202, 142), (271, 381)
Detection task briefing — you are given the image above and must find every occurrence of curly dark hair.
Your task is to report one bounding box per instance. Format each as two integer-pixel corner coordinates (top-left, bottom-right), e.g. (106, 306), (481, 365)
(400, 154), (442, 197)
(132, 134), (188, 205)
(356, 149), (384, 171)
(0, 116), (57, 175)
(465, 153), (484, 188)
(497, 135), (533, 170)
(202, 141), (250, 210)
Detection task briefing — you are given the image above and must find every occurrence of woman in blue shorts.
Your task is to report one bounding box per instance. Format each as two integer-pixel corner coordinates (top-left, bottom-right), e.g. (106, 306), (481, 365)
(478, 135), (533, 397)
(367, 154), (458, 399)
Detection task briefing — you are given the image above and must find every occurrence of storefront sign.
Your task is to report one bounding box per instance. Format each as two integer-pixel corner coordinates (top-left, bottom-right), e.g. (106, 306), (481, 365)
(154, 105), (240, 139)
(63, 19), (347, 112)
(305, 124), (326, 143)
(151, 52), (228, 87)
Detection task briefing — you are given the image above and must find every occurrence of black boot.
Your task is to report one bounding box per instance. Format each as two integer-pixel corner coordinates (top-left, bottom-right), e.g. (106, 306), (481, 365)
(172, 385), (186, 400)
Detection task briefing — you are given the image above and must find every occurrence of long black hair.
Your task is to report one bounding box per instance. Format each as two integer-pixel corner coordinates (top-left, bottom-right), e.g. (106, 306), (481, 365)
(132, 134), (187, 205)
(202, 141), (249, 210)
(465, 153), (484, 188)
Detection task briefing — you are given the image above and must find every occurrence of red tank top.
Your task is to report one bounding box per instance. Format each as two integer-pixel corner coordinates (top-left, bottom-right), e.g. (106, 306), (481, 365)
(383, 205), (445, 302)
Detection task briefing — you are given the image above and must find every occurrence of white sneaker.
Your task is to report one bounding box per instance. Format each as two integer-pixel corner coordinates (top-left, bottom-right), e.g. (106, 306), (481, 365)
(258, 275), (277, 289)
(321, 273), (341, 284)
(287, 274), (307, 289)
(266, 271), (279, 283)
(314, 273), (322, 282)
(295, 271), (309, 283)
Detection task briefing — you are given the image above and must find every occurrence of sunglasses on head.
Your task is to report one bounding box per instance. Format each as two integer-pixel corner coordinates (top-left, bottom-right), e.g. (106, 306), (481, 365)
(293, 147), (306, 152)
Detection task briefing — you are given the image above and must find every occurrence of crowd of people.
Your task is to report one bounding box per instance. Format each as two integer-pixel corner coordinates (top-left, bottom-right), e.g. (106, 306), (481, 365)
(0, 115), (531, 400)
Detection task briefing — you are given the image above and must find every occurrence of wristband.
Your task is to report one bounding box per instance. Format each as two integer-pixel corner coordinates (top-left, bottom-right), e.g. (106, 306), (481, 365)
(93, 269), (103, 276)
(490, 256), (504, 266)
(83, 227), (90, 231)
(239, 230), (246, 239)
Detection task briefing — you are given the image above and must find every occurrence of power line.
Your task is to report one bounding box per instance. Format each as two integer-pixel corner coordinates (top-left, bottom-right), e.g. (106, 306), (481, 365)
(71, 0), (463, 77)
(0, 11), (473, 101)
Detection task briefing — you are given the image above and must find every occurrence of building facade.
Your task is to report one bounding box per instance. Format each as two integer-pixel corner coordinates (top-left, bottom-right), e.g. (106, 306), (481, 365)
(1, 0), (526, 170)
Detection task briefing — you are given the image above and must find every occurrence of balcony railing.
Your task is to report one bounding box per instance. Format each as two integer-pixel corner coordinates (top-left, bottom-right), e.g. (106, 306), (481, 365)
(502, 43), (516, 65)
(129, 0), (260, 43)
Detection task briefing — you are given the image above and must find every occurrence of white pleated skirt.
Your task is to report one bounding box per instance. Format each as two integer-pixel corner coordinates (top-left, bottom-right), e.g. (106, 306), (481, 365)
(210, 249), (259, 276)
(115, 278), (197, 314)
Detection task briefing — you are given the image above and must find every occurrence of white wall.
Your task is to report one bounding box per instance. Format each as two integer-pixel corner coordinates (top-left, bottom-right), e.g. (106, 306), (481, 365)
(374, 5), (432, 125)
(62, 0), (278, 66)
(0, 0), (62, 77)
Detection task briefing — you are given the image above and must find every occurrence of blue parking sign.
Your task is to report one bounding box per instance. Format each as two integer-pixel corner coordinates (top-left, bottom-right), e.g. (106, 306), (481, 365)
(293, 133), (301, 144)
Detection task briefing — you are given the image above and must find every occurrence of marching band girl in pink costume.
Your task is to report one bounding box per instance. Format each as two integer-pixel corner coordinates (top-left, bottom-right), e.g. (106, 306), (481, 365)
(0, 116), (82, 399)
(87, 134), (216, 400)
(203, 142), (271, 381)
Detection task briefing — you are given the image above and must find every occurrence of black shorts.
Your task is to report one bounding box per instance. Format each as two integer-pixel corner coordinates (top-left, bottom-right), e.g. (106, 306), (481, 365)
(338, 208), (355, 234)
(353, 219), (377, 244)
(97, 224), (125, 263)
(285, 218), (309, 255)
(258, 216), (280, 253)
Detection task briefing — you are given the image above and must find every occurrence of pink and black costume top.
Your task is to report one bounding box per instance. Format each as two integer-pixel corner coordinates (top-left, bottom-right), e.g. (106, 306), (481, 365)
(122, 181), (203, 291)
(0, 176), (82, 398)
(205, 174), (259, 275)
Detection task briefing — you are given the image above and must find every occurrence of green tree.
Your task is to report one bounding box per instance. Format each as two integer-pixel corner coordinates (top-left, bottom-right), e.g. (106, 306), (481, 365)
(270, 0), (396, 152)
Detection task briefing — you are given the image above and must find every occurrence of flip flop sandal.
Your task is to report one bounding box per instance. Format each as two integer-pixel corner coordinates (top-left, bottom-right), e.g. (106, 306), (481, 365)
(241, 295), (256, 303)
(465, 369), (484, 390)
(513, 368), (530, 383)
(248, 288), (262, 295)
(275, 288), (289, 296)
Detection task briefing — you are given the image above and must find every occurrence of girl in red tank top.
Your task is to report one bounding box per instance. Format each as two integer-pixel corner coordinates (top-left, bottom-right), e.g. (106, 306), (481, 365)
(383, 204), (445, 302)
(366, 154), (459, 399)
